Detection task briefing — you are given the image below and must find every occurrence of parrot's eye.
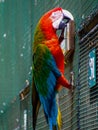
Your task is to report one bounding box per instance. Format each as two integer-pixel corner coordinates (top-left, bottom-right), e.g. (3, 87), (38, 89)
(50, 11), (63, 22)
(52, 12), (59, 16)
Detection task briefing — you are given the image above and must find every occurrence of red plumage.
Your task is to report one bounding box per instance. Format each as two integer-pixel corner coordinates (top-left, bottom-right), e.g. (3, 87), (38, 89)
(39, 7), (71, 91)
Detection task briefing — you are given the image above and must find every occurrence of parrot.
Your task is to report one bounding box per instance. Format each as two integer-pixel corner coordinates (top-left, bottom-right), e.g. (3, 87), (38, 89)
(32, 7), (74, 130)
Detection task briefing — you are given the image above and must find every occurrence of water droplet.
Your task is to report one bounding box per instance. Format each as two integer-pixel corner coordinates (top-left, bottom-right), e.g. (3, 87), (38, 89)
(3, 102), (6, 106)
(20, 53), (23, 57)
(1, 110), (4, 114)
(22, 46), (25, 49)
(3, 33), (6, 38)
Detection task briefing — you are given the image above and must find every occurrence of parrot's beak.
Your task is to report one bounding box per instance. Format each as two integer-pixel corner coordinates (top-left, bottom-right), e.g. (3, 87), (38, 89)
(62, 9), (74, 21)
(58, 9), (74, 30)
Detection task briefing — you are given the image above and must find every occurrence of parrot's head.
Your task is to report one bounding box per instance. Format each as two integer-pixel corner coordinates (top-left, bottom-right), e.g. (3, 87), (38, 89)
(34, 7), (74, 46)
(40, 7), (74, 32)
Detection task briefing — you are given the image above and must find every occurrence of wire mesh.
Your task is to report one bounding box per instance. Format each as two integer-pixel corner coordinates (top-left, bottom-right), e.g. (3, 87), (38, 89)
(79, 24), (98, 130)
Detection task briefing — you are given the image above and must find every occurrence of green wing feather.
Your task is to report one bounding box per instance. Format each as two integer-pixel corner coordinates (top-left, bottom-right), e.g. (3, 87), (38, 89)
(33, 44), (61, 96)
(33, 44), (52, 96)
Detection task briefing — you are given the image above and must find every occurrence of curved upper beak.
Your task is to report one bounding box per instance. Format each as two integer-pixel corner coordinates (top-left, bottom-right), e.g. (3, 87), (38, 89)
(62, 9), (74, 21)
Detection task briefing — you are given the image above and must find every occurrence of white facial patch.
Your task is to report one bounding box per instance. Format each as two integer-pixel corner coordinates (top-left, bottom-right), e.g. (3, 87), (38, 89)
(50, 10), (63, 29)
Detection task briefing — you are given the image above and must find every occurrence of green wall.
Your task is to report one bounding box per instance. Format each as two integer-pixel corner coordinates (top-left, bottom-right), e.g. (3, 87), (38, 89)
(0, 0), (32, 112)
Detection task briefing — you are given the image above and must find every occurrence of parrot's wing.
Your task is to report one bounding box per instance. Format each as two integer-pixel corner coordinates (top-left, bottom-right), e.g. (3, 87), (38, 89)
(33, 44), (65, 128)
(33, 44), (61, 97)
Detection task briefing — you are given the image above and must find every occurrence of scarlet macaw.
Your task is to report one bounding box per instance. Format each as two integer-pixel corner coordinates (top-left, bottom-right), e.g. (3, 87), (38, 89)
(32, 7), (74, 130)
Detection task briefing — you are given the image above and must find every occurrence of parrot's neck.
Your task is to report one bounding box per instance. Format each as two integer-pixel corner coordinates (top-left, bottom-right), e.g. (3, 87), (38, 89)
(33, 23), (59, 49)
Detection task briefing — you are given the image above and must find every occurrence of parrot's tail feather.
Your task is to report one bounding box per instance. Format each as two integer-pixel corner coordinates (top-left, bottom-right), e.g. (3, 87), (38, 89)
(32, 99), (41, 130)
(57, 107), (62, 130)
(52, 125), (58, 130)
(32, 81), (41, 130)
